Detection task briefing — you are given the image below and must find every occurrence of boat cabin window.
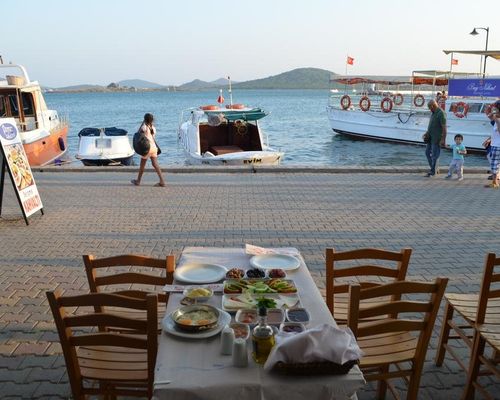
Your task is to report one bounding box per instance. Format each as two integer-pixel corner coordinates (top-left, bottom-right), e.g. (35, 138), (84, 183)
(467, 103), (482, 114)
(21, 92), (35, 116)
(0, 95), (7, 117)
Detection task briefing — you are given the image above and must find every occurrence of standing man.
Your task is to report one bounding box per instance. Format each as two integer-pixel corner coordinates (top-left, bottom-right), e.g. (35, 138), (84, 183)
(423, 99), (447, 177)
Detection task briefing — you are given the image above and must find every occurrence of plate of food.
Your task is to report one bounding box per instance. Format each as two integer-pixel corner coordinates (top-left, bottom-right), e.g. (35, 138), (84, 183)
(249, 254), (300, 271)
(162, 306), (231, 339)
(222, 293), (300, 312)
(174, 262), (227, 284)
(223, 278), (297, 294)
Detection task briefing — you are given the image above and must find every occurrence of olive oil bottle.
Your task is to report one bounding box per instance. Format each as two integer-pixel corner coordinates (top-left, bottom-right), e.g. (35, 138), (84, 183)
(252, 307), (275, 364)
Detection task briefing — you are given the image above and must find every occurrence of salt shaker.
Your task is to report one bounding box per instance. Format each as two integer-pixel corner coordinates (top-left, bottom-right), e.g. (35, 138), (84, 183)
(220, 326), (234, 355)
(232, 338), (248, 367)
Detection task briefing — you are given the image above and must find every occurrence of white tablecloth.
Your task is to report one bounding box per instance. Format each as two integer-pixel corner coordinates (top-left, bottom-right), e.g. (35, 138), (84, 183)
(153, 247), (365, 400)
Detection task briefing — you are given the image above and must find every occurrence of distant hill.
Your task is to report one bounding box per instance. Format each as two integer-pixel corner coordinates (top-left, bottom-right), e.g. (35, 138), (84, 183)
(233, 67), (335, 89)
(118, 79), (165, 89)
(178, 79), (218, 91)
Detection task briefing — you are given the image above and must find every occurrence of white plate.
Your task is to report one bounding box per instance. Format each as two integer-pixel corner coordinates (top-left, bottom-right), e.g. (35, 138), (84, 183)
(174, 262), (227, 284)
(161, 309), (231, 339)
(249, 254), (300, 271)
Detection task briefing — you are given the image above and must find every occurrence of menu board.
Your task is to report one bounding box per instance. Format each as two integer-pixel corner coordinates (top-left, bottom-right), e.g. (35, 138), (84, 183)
(0, 118), (43, 219)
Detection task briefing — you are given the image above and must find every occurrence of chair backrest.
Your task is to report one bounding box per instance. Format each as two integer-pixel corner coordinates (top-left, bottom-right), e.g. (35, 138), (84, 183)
(325, 247), (412, 315)
(84, 254), (175, 306)
(348, 278), (448, 358)
(46, 290), (158, 399)
(475, 252), (500, 325)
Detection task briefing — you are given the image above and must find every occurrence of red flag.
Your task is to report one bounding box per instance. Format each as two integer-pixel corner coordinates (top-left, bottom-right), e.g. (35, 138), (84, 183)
(451, 58), (458, 65)
(347, 56), (354, 65)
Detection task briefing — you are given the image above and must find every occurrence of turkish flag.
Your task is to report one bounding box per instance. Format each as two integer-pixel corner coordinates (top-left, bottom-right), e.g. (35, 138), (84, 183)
(451, 59), (458, 65)
(347, 56), (354, 65)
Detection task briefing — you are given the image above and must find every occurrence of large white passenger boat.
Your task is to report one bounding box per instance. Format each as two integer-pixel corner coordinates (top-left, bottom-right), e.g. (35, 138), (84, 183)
(178, 105), (284, 165)
(327, 50), (500, 152)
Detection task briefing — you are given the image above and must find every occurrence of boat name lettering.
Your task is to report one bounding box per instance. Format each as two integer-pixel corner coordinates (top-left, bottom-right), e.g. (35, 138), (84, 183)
(448, 79), (500, 97)
(243, 159), (262, 164)
(0, 123), (18, 141)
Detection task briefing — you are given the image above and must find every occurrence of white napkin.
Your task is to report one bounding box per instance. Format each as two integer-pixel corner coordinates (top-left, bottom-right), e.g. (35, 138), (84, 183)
(245, 244), (299, 257)
(263, 324), (362, 371)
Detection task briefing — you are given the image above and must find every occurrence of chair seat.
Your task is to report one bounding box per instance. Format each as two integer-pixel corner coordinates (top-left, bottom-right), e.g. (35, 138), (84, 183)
(445, 293), (500, 324)
(105, 305), (166, 332)
(209, 145), (243, 155)
(477, 324), (500, 350)
(333, 294), (393, 324)
(78, 345), (148, 382)
(357, 331), (418, 369)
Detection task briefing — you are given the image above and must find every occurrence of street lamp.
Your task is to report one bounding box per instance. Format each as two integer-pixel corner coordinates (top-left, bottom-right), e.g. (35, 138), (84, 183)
(470, 27), (490, 78)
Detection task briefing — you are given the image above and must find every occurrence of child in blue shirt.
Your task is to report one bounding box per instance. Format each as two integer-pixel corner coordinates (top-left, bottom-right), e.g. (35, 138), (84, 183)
(446, 134), (466, 181)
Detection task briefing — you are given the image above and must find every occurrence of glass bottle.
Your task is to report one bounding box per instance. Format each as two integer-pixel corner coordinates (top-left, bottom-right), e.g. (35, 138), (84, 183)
(252, 307), (275, 364)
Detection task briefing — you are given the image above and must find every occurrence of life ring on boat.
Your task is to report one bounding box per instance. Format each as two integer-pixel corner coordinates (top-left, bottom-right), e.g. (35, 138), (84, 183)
(226, 104), (245, 110)
(392, 93), (404, 106)
(381, 97), (393, 113)
(414, 94), (425, 107)
(200, 105), (218, 111)
(453, 102), (469, 118)
(359, 96), (371, 112)
(340, 95), (351, 110)
(234, 120), (248, 135)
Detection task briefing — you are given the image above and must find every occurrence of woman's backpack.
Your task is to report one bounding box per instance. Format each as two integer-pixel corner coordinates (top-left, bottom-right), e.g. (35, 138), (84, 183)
(133, 128), (150, 156)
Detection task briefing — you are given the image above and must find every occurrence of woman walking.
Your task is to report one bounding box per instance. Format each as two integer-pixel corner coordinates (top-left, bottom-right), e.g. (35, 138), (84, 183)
(131, 113), (166, 187)
(486, 104), (500, 189)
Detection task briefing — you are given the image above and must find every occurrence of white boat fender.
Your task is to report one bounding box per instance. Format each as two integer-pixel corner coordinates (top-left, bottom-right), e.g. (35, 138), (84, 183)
(203, 151), (215, 158)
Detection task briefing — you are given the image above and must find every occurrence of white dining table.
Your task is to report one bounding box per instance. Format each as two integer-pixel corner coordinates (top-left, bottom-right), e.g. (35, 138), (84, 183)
(153, 247), (365, 400)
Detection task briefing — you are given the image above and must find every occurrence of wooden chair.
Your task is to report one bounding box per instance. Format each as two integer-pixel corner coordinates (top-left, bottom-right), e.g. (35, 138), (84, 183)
(47, 290), (158, 399)
(462, 253), (500, 399)
(325, 247), (412, 323)
(84, 254), (175, 331)
(435, 254), (500, 373)
(347, 277), (448, 400)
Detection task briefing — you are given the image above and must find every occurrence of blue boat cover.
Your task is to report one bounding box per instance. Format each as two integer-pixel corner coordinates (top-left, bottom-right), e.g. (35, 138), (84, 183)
(78, 127), (128, 137)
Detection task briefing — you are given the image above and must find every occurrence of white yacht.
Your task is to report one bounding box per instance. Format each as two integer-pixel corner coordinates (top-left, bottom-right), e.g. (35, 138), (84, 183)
(327, 50), (500, 152)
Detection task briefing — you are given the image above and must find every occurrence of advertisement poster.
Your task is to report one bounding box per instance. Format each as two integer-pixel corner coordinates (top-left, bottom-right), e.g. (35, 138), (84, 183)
(0, 118), (43, 218)
(448, 79), (500, 98)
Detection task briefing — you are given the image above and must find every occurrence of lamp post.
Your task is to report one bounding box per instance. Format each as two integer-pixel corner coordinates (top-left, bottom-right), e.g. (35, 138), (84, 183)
(470, 27), (490, 78)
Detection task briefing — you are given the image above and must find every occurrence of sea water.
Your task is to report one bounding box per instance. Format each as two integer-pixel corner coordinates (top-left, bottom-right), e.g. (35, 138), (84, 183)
(45, 90), (488, 167)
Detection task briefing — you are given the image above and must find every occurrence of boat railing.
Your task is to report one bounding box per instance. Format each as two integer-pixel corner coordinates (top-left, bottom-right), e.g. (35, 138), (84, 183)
(328, 92), (432, 114)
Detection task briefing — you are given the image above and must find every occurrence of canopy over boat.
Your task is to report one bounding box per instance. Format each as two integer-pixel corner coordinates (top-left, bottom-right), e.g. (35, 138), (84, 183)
(78, 127), (128, 137)
(443, 50), (500, 61)
(203, 107), (268, 122)
(330, 76), (410, 85)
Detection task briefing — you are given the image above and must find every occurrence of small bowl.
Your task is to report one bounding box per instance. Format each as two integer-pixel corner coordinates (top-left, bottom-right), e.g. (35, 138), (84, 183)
(268, 269), (287, 279)
(230, 322), (250, 340)
(182, 286), (214, 302)
(235, 309), (258, 325)
(267, 308), (285, 326)
(245, 268), (267, 279)
(171, 305), (219, 332)
(285, 308), (310, 324)
(279, 322), (305, 334)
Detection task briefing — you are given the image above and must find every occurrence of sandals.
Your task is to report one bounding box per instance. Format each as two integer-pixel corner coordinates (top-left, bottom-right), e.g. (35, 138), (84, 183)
(131, 179), (140, 186)
(485, 182), (500, 189)
(154, 182), (166, 187)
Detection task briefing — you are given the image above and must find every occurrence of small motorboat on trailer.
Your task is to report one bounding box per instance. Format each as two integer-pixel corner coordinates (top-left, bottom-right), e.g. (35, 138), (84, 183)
(178, 105), (284, 166)
(76, 127), (134, 166)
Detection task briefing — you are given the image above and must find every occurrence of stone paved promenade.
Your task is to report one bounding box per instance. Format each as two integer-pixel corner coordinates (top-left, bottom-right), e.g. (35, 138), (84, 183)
(0, 169), (499, 399)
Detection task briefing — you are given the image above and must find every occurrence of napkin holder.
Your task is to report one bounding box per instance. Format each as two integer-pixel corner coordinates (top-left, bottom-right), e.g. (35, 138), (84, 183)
(272, 359), (358, 376)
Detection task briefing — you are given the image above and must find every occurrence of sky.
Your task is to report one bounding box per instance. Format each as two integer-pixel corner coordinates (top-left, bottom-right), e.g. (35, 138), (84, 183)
(1, 0), (499, 87)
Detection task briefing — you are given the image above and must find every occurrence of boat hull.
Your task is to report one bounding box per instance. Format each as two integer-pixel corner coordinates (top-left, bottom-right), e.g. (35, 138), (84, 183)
(80, 155), (134, 166)
(184, 150), (284, 166)
(23, 125), (69, 166)
(327, 106), (488, 152)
